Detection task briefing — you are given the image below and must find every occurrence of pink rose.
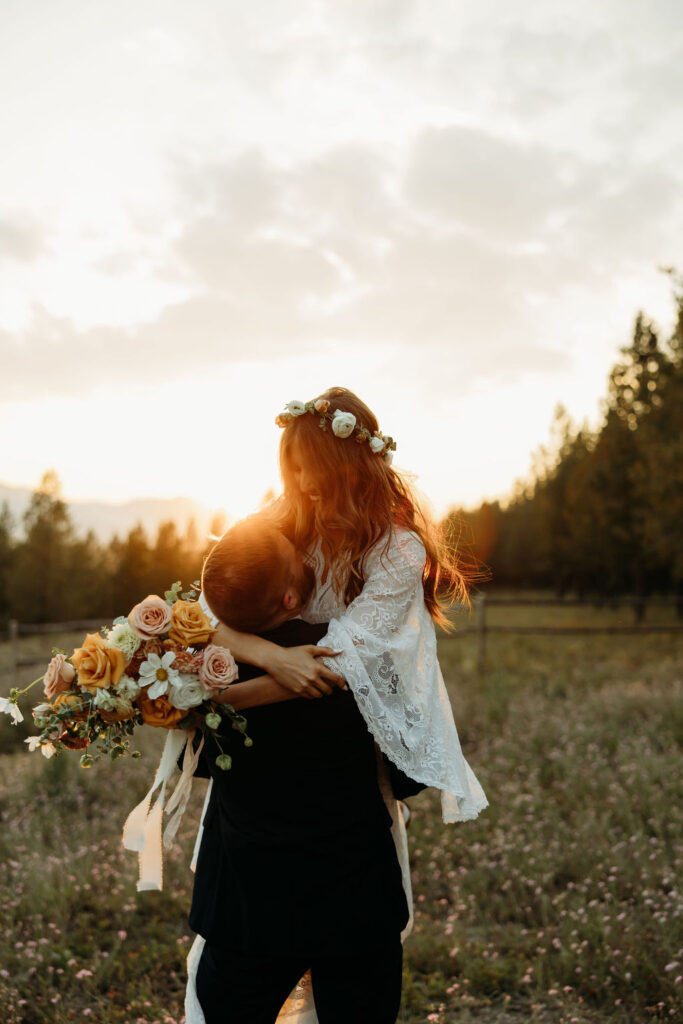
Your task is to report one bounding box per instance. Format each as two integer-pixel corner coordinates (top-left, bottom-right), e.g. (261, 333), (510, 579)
(43, 654), (75, 700)
(128, 595), (172, 639)
(199, 644), (239, 693)
(314, 399), (330, 413)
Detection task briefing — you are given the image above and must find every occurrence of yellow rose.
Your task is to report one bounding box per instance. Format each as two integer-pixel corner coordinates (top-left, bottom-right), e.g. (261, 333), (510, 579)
(168, 601), (214, 648)
(136, 688), (188, 729)
(71, 633), (127, 691)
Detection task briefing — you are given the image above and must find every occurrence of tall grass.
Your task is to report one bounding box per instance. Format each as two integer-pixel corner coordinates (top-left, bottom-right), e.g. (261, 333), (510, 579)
(0, 608), (681, 1023)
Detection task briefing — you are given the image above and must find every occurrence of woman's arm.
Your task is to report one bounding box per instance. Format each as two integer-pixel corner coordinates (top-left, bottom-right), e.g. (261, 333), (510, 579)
(212, 674), (304, 710)
(211, 620), (345, 699)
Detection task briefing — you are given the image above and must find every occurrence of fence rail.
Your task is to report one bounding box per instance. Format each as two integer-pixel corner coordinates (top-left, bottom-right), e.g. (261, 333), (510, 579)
(454, 595), (683, 676)
(4, 598), (683, 682)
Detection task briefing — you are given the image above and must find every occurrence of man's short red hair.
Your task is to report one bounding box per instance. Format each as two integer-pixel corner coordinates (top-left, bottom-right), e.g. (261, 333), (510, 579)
(201, 515), (291, 633)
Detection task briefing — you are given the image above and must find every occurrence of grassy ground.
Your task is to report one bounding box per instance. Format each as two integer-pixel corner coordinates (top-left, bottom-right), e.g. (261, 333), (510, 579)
(0, 603), (681, 1023)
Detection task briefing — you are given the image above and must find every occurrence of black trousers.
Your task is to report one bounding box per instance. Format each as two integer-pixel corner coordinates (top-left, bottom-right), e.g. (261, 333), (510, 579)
(196, 938), (403, 1024)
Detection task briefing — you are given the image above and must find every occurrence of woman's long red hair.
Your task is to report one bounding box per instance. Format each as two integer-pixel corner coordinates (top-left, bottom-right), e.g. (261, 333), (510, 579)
(274, 386), (470, 629)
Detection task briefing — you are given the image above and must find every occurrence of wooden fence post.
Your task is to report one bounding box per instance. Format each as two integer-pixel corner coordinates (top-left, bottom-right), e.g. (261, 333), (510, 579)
(9, 619), (19, 687)
(475, 594), (487, 677)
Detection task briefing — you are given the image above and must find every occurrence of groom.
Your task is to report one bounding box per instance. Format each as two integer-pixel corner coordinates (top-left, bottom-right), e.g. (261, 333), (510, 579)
(189, 514), (422, 1024)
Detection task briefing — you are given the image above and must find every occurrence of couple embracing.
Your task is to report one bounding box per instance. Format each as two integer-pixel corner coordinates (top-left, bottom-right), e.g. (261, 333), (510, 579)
(183, 387), (488, 1024)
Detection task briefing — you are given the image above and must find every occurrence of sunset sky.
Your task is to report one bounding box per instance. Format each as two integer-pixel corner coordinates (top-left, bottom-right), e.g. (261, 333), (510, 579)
(1, 0), (682, 522)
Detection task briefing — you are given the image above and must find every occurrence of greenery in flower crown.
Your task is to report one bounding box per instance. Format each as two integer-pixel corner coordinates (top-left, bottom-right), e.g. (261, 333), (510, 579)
(275, 398), (397, 462)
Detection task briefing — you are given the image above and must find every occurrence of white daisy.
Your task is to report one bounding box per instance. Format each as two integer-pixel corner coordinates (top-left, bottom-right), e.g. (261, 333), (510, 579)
(0, 696), (23, 725)
(24, 736), (57, 758)
(139, 651), (180, 699)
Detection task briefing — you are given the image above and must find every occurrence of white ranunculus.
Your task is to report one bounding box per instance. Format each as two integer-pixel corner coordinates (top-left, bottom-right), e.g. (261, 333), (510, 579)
(93, 688), (117, 712)
(116, 674), (141, 701)
(286, 400), (307, 417)
(369, 436), (385, 454)
(331, 411), (357, 438)
(167, 674), (209, 711)
(107, 622), (142, 661)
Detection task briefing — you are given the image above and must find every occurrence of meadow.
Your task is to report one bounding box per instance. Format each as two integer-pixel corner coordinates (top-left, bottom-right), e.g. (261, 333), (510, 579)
(0, 601), (681, 1024)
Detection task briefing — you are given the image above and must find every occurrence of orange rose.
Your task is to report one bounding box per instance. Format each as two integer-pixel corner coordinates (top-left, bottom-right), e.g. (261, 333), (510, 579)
(136, 688), (188, 729)
(99, 698), (137, 724)
(169, 601), (214, 648)
(71, 634), (127, 691)
(53, 693), (90, 748)
(53, 692), (89, 721)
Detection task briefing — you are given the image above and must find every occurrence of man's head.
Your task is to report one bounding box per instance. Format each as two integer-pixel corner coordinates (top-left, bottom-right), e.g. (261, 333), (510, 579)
(201, 514), (315, 633)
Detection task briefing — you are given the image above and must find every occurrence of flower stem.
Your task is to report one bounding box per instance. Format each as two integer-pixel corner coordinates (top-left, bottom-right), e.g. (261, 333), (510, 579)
(10, 676), (45, 699)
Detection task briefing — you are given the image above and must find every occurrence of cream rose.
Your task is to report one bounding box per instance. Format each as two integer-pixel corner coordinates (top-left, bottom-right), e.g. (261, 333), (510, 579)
(43, 654), (76, 700)
(128, 595), (172, 639)
(331, 411), (356, 438)
(314, 399), (330, 413)
(383, 450), (394, 465)
(286, 400), (307, 417)
(369, 436), (385, 454)
(167, 675), (209, 711)
(199, 644), (239, 693)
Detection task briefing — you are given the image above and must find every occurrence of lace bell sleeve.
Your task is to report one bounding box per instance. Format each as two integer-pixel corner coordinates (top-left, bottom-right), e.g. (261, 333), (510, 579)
(317, 528), (488, 824)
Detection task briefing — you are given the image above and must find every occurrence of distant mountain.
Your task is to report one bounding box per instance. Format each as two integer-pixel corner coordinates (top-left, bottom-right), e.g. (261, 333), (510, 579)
(0, 481), (226, 541)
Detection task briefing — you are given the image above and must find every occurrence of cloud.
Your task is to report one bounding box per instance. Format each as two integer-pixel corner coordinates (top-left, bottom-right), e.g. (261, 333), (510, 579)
(0, 214), (49, 263)
(404, 126), (578, 244)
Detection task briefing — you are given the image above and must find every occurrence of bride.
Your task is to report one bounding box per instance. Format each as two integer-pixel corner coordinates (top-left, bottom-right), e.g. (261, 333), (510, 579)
(186, 386), (488, 1023)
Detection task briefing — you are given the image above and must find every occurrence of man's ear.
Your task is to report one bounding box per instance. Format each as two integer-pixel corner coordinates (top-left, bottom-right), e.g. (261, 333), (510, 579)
(282, 588), (299, 612)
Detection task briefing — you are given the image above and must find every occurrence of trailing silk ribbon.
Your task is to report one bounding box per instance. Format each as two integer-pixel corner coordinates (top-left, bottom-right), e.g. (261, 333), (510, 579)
(122, 727), (204, 892)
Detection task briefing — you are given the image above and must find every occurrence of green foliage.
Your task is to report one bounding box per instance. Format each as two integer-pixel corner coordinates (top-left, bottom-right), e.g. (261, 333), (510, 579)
(449, 281), (683, 601)
(0, 483), (208, 627)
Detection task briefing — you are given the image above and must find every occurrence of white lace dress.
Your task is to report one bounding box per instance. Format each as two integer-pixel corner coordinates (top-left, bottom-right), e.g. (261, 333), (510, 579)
(185, 526), (487, 1024)
(303, 526), (488, 823)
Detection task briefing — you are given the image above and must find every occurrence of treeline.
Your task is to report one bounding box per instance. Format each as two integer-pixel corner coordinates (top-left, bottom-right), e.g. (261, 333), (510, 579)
(0, 472), (224, 627)
(1, 280), (681, 627)
(448, 276), (683, 604)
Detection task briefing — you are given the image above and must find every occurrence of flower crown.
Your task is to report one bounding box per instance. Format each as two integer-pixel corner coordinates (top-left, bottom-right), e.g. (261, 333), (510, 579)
(275, 399), (397, 464)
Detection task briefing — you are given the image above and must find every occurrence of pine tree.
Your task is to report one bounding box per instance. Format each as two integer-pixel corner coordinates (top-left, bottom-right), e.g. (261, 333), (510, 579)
(10, 472), (75, 623)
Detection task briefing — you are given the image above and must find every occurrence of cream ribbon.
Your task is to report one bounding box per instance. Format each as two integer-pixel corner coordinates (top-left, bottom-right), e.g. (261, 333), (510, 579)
(122, 727), (205, 892)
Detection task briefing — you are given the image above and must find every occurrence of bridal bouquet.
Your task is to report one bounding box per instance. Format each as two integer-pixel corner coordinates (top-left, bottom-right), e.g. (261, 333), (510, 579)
(1, 581), (249, 770)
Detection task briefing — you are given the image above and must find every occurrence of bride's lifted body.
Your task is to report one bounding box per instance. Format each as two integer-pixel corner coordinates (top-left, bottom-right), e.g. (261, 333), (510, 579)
(189, 386), (487, 1024)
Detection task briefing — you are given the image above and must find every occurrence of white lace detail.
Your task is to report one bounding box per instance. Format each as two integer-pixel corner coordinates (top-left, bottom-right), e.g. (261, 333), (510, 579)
(302, 528), (488, 823)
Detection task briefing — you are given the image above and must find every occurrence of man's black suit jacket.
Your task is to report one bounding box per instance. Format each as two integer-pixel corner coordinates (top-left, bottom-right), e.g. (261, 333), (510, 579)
(188, 617), (420, 954)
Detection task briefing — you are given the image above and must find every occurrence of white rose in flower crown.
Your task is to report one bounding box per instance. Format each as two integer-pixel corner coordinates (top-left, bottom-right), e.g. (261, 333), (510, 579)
(286, 400), (307, 417)
(107, 622), (142, 661)
(383, 450), (394, 465)
(167, 674), (209, 711)
(369, 436), (385, 454)
(331, 411), (356, 438)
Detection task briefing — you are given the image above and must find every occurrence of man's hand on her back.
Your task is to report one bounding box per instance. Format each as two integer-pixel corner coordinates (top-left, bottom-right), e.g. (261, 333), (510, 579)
(264, 645), (346, 699)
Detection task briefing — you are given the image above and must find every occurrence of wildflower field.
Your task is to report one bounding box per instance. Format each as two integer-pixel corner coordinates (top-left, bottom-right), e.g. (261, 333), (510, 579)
(1, 601), (681, 1024)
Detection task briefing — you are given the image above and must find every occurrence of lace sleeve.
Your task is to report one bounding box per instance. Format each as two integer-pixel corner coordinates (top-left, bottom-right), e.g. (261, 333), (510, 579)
(318, 529), (488, 824)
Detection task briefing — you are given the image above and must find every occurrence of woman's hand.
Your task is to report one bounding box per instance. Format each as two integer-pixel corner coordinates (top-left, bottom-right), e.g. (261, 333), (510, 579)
(264, 644), (346, 699)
